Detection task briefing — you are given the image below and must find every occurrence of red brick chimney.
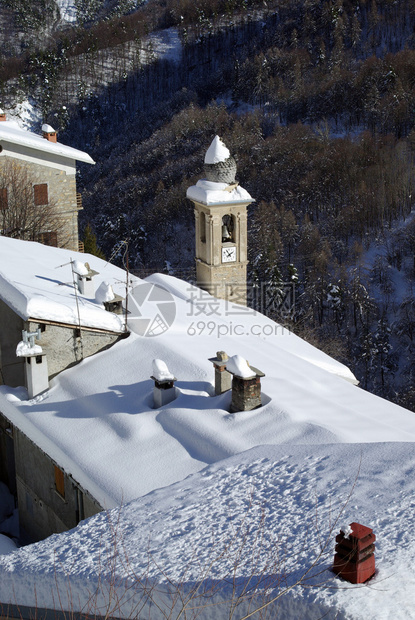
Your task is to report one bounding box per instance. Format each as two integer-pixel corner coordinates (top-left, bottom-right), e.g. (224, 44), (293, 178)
(42, 123), (57, 142)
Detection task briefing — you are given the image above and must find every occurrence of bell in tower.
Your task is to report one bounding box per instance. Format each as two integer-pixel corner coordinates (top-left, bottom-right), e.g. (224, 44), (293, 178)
(186, 136), (254, 306)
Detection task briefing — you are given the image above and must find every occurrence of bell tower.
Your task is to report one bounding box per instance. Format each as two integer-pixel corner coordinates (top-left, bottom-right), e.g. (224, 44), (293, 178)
(187, 136), (254, 306)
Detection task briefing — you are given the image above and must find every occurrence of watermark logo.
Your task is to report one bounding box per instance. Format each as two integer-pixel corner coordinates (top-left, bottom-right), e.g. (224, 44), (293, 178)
(126, 280), (295, 337)
(127, 282), (176, 337)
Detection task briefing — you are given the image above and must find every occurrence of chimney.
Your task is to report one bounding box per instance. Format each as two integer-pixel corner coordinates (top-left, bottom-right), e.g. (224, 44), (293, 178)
(42, 123), (57, 143)
(95, 281), (124, 314)
(0, 109), (6, 122)
(226, 354), (265, 413)
(73, 261), (99, 297)
(333, 523), (376, 584)
(16, 329), (49, 399)
(151, 359), (177, 408)
(209, 351), (232, 395)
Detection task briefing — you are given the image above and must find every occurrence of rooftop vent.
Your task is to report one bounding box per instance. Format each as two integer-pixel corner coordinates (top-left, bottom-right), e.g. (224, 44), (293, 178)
(42, 123), (57, 143)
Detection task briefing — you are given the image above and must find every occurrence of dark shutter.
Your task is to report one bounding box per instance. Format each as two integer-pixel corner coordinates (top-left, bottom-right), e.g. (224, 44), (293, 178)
(54, 466), (65, 498)
(34, 183), (48, 206)
(0, 188), (7, 210)
(39, 231), (58, 247)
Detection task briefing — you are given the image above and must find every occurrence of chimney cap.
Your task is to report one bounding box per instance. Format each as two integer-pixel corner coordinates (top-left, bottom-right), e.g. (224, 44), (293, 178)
(226, 354), (264, 379)
(209, 351), (229, 366)
(42, 123), (56, 133)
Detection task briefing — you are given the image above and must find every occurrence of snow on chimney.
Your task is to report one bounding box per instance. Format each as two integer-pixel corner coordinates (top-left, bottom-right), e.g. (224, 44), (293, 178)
(0, 109), (6, 122)
(226, 355), (265, 413)
(151, 359), (177, 408)
(95, 281), (124, 314)
(42, 123), (57, 142)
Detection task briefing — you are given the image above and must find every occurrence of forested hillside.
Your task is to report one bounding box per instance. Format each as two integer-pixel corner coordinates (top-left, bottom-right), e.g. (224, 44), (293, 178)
(1, 0), (415, 409)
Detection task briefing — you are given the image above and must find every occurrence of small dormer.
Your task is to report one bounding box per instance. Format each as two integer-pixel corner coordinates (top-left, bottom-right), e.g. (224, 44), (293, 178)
(73, 260), (99, 297)
(42, 123), (57, 143)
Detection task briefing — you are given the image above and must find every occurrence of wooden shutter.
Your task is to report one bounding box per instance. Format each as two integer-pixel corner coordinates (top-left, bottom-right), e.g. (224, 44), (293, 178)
(39, 231), (58, 247)
(54, 465), (65, 498)
(0, 188), (7, 210)
(55, 465), (65, 497)
(34, 183), (48, 206)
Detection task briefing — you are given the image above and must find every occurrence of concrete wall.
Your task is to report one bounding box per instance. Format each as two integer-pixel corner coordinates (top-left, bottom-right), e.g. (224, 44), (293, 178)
(27, 320), (121, 380)
(0, 412), (102, 542)
(0, 300), (25, 388)
(0, 305), (121, 389)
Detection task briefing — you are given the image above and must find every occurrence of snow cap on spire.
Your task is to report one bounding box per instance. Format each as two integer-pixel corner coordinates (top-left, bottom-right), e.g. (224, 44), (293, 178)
(204, 136), (231, 165)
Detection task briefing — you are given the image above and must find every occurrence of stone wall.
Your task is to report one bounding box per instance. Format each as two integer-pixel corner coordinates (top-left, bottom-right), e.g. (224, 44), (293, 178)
(0, 412), (102, 542)
(1, 155), (80, 251)
(19, 159), (79, 251)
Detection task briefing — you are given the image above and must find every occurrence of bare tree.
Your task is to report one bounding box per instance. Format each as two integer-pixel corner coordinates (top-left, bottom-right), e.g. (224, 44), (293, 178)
(0, 159), (61, 246)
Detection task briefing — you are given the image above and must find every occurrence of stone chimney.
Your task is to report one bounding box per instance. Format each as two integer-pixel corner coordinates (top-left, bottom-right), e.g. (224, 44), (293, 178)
(209, 351), (232, 395)
(42, 123), (57, 143)
(0, 109), (6, 122)
(73, 261), (99, 297)
(16, 329), (49, 399)
(226, 354), (265, 413)
(151, 359), (177, 408)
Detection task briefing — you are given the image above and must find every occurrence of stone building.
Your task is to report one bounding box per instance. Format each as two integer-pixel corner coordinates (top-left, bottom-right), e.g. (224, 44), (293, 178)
(0, 237), (126, 391)
(187, 136), (254, 306)
(0, 237), (129, 541)
(0, 111), (94, 251)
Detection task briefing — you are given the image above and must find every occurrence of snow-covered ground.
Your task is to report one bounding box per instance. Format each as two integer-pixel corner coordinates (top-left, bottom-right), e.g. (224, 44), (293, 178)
(1, 239), (415, 618)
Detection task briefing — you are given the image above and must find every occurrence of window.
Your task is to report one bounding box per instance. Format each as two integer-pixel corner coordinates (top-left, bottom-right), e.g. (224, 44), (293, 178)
(222, 214), (235, 243)
(54, 465), (65, 498)
(38, 231), (58, 247)
(0, 188), (7, 211)
(34, 183), (48, 206)
(200, 212), (206, 243)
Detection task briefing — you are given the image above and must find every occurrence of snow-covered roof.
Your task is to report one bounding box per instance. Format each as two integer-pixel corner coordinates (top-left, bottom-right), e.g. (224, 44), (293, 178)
(1, 243), (415, 617)
(187, 179), (253, 205)
(0, 120), (94, 165)
(1, 260), (415, 510)
(1, 443), (414, 618)
(0, 237), (128, 332)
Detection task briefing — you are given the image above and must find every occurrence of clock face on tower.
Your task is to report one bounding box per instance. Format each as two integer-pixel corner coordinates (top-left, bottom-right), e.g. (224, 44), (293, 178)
(222, 245), (237, 263)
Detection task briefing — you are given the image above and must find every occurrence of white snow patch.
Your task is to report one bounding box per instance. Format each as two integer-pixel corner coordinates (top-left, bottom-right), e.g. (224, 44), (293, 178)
(226, 354), (255, 378)
(72, 260), (89, 276)
(95, 281), (115, 303)
(16, 341), (42, 357)
(204, 135), (230, 164)
(152, 358), (175, 381)
(186, 179), (253, 205)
